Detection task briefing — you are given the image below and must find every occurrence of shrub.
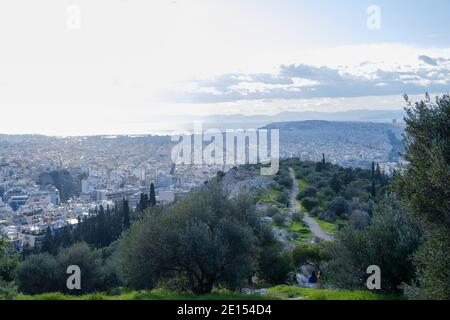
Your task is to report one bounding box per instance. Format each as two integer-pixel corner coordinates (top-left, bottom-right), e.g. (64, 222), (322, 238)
(15, 254), (60, 294)
(349, 210), (371, 230)
(299, 187), (317, 198)
(292, 212), (303, 222)
(276, 192), (290, 206)
(318, 211), (337, 223)
(265, 207), (280, 217)
(57, 243), (104, 294)
(327, 197), (350, 217)
(273, 213), (287, 225)
(117, 182), (265, 294)
(326, 195), (421, 293)
(0, 237), (19, 283)
(301, 197), (320, 212)
(259, 245), (294, 285)
(0, 280), (18, 300)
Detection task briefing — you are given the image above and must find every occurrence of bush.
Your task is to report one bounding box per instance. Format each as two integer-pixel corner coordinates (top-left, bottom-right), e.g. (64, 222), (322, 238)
(292, 212), (303, 223)
(57, 243), (104, 294)
(276, 192), (289, 206)
(273, 213), (287, 225)
(259, 245), (294, 285)
(117, 182), (265, 294)
(265, 207), (280, 217)
(0, 237), (19, 283)
(327, 197), (350, 217)
(292, 244), (328, 270)
(318, 211), (337, 223)
(301, 197), (320, 212)
(15, 254), (60, 295)
(349, 210), (371, 230)
(326, 195), (421, 293)
(299, 187), (317, 198)
(15, 242), (115, 296)
(0, 280), (18, 300)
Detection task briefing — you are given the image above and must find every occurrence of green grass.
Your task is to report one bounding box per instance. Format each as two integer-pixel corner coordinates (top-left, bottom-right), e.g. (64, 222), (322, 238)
(298, 179), (308, 190)
(271, 219), (314, 245)
(256, 189), (284, 208)
(288, 221), (314, 239)
(15, 289), (272, 301)
(268, 285), (405, 301)
(312, 217), (338, 234)
(14, 287), (405, 301)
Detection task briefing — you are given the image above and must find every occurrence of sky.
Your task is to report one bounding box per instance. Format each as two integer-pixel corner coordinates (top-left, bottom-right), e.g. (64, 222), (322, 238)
(0, 0), (450, 135)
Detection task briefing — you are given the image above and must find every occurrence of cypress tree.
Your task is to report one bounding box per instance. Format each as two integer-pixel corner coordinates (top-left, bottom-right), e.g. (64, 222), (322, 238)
(123, 199), (130, 230)
(41, 226), (54, 254)
(149, 183), (157, 207)
(371, 162), (376, 198)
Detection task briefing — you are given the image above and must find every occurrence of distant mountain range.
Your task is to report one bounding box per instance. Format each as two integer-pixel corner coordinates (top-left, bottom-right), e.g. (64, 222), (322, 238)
(202, 109), (406, 123)
(157, 109), (406, 132)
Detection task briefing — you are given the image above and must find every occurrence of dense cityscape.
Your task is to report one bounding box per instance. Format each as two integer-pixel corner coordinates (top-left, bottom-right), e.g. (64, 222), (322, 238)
(0, 120), (405, 253)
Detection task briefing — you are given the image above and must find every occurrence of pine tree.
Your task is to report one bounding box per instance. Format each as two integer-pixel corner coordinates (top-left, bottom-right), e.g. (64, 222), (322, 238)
(149, 183), (157, 207)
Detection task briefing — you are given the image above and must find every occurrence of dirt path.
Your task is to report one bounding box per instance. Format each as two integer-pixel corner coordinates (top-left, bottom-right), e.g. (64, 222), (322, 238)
(289, 168), (334, 242)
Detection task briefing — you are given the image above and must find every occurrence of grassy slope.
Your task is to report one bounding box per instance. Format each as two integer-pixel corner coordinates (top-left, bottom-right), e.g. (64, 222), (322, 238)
(268, 286), (405, 300)
(14, 286), (403, 301)
(15, 289), (271, 301)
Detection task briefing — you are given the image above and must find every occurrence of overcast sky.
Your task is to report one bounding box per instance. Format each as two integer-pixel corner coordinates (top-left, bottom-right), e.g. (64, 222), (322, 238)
(1, 0), (450, 135)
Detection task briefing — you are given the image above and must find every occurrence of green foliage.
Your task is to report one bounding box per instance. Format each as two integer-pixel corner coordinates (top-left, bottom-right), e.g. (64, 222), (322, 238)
(292, 212), (303, 223)
(274, 167), (293, 189)
(292, 243), (329, 270)
(57, 243), (104, 294)
(15, 253), (60, 294)
(301, 197), (320, 211)
(0, 280), (18, 300)
(0, 237), (19, 283)
(0, 237), (19, 299)
(149, 183), (157, 207)
(15, 242), (118, 295)
(299, 187), (317, 198)
(272, 213), (287, 225)
(259, 245), (294, 284)
(37, 170), (81, 202)
(276, 192), (290, 207)
(348, 210), (371, 230)
(265, 207), (280, 217)
(326, 197), (350, 218)
(395, 94), (450, 299)
(117, 182), (267, 294)
(404, 229), (450, 300)
(40, 204), (129, 253)
(268, 285), (404, 300)
(326, 195), (421, 293)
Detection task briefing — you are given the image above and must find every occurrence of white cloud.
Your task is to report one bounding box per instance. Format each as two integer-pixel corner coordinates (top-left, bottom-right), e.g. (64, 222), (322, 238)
(163, 44), (450, 104)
